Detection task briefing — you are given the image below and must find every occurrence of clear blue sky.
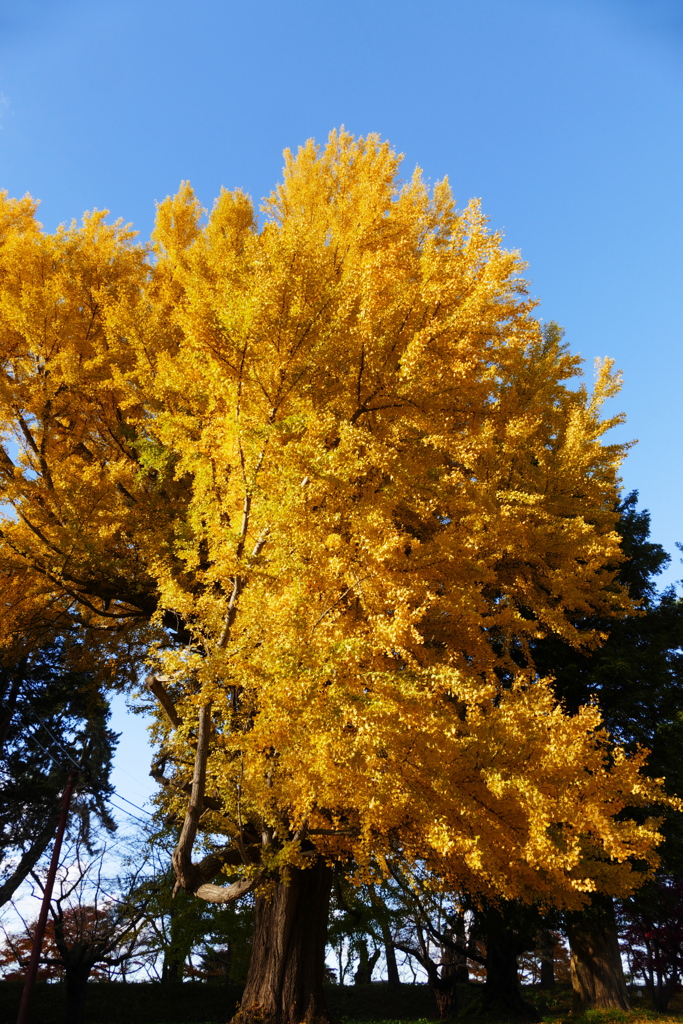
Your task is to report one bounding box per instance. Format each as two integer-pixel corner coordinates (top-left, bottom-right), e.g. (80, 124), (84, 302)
(2, 0), (682, 801)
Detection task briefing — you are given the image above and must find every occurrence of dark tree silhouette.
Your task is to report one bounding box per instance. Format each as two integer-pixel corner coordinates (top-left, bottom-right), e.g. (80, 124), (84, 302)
(1, 839), (151, 1024)
(533, 491), (683, 1010)
(620, 876), (683, 1011)
(0, 638), (117, 909)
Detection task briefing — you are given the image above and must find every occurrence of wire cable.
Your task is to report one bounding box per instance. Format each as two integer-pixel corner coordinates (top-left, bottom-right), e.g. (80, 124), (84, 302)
(9, 678), (156, 798)
(27, 714), (154, 816)
(24, 692), (155, 807)
(113, 794), (153, 817)
(22, 732), (153, 826)
(24, 729), (69, 771)
(27, 708), (82, 771)
(109, 802), (150, 826)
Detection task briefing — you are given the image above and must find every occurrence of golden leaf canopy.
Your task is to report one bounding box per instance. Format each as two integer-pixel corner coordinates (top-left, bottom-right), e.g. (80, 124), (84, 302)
(0, 131), (672, 906)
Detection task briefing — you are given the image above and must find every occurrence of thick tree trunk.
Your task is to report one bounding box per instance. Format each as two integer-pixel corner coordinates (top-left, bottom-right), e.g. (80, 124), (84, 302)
(379, 920), (400, 987)
(354, 938), (380, 984)
(64, 964), (90, 1024)
(161, 953), (183, 984)
(645, 972), (677, 1012)
(161, 896), (191, 983)
(235, 859), (333, 1024)
(537, 930), (555, 989)
(221, 943), (234, 986)
(481, 921), (540, 1023)
(432, 974), (458, 1020)
(371, 887), (400, 987)
(450, 912), (469, 983)
(431, 939), (465, 1019)
(566, 901), (630, 1011)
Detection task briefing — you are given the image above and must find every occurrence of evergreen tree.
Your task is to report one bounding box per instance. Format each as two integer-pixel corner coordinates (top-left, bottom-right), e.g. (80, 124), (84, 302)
(0, 638), (116, 908)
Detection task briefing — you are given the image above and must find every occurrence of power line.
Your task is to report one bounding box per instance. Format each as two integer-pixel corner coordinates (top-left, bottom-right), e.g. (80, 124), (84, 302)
(22, 731), (153, 825)
(113, 793), (153, 818)
(24, 729), (67, 769)
(109, 802), (150, 826)
(27, 708), (82, 771)
(113, 760), (152, 792)
(22, 697), (155, 814)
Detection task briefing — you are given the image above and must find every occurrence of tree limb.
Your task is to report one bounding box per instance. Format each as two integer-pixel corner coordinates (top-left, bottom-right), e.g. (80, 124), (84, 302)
(172, 702), (211, 893)
(217, 527), (269, 650)
(194, 878), (255, 904)
(150, 758), (222, 809)
(0, 815), (59, 909)
(145, 675), (182, 728)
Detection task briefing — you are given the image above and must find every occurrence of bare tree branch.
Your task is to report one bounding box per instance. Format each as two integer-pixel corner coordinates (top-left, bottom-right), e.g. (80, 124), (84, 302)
(172, 702), (212, 894)
(145, 675), (182, 728)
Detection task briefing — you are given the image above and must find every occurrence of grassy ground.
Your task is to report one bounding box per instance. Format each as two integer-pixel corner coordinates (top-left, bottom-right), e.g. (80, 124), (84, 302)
(545, 1013), (682, 1024)
(338, 1002), (683, 1024)
(337, 1013), (682, 1024)
(195, 1016), (680, 1024)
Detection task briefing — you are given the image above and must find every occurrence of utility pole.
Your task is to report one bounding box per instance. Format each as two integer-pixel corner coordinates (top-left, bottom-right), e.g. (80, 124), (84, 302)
(16, 768), (77, 1024)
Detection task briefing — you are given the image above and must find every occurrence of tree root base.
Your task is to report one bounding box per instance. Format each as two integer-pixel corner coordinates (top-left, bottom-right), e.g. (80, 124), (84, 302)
(460, 993), (542, 1023)
(232, 1004), (332, 1024)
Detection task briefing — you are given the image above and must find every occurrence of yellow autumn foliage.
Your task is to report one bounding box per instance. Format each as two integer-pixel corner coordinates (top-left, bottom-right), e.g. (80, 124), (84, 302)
(0, 131), (673, 907)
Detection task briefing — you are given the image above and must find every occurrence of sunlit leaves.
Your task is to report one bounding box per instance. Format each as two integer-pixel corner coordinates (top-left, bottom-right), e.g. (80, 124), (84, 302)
(0, 131), (673, 908)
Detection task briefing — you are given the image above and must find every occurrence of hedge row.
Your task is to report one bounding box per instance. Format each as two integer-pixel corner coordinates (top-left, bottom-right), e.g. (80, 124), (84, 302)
(0, 980), (442, 1023)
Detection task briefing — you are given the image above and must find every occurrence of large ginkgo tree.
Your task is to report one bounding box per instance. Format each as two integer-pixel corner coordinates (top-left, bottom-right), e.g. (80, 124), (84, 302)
(0, 131), (674, 1024)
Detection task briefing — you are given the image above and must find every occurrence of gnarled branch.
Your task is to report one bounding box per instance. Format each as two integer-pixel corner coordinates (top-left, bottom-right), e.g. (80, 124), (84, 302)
(194, 878), (254, 904)
(145, 674), (182, 728)
(172, 702), (211, 893)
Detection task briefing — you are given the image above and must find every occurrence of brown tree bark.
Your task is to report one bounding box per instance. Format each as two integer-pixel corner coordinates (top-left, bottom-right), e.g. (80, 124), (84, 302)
(537, 930), (555, 989)
(432, 973), (458, 1020)
(0, 812), (60, 910)
(449, 912), (469, 984)
(644, 970), (678, 1012)
(353, 938), (380, 984)
(234, 859), (333, 1024)
(459, 905), (540, 1022)
(480, 919), (540, 1023)
(566, 900), (630, 1011)
(392, 933), (463, 1020)
(431, 936), (466, 1019)
(379, 921), (400, 988)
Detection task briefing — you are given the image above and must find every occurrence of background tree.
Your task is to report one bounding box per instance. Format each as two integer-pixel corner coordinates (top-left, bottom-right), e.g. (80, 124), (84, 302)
(130, 853), (254, 985)
(534, 491), (683, 748)
(379, 866), (552, 1022)
(530, 493), (683, 1011)
(0, 838), (151, 1024)
(0, 636), (116, 908)
(619, 875), (683, 1011)
(387, 878), (478, 1020)
(0, 132), (677, 1024)
(132, 860), (214, 984)
(193, 899), (255, 986)
(114, 815), (255, 985)
(517, 931), (570, 989)
(326, 874), (403, 988)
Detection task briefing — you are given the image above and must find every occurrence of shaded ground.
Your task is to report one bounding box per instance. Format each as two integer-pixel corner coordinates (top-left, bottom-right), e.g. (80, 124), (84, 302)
(1, 982), (681, 1024)
(0, 980), (437, 1024)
